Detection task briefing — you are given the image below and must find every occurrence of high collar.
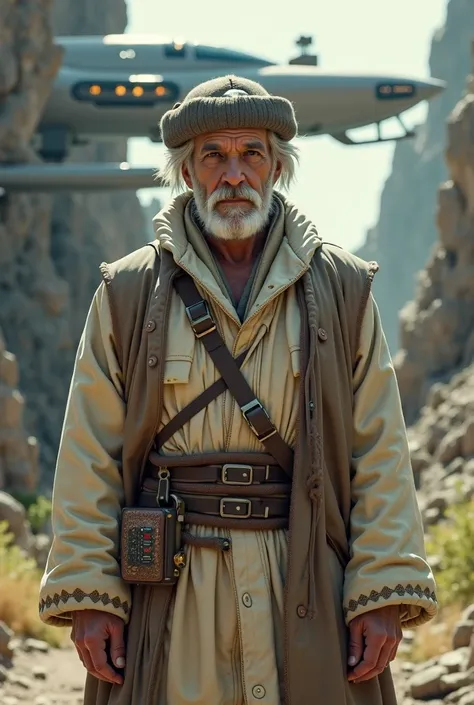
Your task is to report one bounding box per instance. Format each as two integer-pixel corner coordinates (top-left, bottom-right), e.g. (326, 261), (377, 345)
(153, 190), (321, 324)
(153, 190), (321, 265)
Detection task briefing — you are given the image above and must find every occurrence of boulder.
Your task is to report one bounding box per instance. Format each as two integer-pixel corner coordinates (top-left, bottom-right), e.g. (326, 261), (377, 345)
(0, 490), (33, 553)
(453, 622), (474, 650)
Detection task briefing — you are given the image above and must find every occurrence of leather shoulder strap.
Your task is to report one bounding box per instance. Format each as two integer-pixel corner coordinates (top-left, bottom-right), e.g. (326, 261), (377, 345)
(156, 350), (246, 450)
(173, 274), (294, 477)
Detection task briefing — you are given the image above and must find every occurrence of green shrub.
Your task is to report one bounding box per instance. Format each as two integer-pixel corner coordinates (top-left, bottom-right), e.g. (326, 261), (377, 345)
(27, 495), (52, 534)
(9, 491), (52, 534)
(0, 521), (63, 646)
(426, 499), (474, 607)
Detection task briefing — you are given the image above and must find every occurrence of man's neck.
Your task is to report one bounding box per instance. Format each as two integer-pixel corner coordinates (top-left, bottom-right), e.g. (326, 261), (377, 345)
(206, 229), (267, 267)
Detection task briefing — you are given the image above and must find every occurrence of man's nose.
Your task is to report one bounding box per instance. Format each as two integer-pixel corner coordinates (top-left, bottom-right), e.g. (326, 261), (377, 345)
(222, 157), (245, 187)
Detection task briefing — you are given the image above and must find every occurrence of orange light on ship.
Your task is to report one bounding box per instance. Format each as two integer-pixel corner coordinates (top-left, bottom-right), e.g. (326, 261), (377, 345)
(89, 85), (101, 95)
(132, 86), (144, 97)
(155, 86), (166, 96)
(115, 85), (127, 96)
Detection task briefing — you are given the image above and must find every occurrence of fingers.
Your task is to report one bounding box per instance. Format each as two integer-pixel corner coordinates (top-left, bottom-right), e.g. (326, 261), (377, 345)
(86, 634), (123, 684)
(347, 618), (364, 669)
(72, 615), (124, 685)
(348, 628), (401, 683)
(351, 639), (393, 684)
(109, 619), (126, 670)
(348, 628), (386, 683)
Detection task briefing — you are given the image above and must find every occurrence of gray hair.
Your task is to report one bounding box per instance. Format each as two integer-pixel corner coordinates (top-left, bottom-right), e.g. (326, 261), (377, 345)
(158, 132), (299, 193)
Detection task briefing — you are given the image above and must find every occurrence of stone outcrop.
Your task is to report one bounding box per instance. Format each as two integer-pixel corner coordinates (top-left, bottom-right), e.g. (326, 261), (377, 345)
(0, 0), (150, 490)
(356, 0), (474, 352)
(0, 0), (62, 162)
(0, 1), (58, 499)
(0, 491), (34, 556)
(407, 365), (474, 526)
(395, 40), (474, 423)
(397, 605), (474, 704)
(0, 329), (38, 494)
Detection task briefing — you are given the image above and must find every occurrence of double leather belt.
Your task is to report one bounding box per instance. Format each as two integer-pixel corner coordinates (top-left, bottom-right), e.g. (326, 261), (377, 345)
(141, 453), (291, 530)
(164, 463), (288, 485)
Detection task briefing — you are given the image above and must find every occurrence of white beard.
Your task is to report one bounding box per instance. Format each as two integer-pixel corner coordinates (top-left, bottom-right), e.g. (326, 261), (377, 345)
(190, 167), (276, 241)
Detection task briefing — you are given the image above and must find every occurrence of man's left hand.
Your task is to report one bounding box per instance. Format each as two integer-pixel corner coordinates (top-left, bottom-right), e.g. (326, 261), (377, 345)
(347, 605), (402, 683)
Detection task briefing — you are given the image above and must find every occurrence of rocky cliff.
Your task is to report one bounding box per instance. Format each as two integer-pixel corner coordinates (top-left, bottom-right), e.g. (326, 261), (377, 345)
(390, 41), (474, 704)
(356, 0), (474, 352)
(0, 0), (149, 492)
(395, 40), (474, 425)
(394, 36), (474, 560)
(0, 0), (61, 495)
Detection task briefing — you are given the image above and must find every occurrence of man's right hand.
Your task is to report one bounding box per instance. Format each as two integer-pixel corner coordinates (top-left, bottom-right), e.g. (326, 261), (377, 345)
(71, 609), (126, 685)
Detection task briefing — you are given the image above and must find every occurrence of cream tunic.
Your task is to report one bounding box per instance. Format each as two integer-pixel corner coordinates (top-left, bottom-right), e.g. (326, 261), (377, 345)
(157, 201), (299, 704)
(40, 196), (436, 705)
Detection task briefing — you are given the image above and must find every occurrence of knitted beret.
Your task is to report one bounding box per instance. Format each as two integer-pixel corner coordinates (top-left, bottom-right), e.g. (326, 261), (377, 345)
(160, 75), (298, 148)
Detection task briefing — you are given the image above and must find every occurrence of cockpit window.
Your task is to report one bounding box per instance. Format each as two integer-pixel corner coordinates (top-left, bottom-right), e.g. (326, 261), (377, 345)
(195, 45), (272, 66)
(164, 42), (186, 58)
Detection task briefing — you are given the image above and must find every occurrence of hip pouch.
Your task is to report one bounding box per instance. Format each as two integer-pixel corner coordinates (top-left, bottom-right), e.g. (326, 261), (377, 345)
(120, 473), (186, 585)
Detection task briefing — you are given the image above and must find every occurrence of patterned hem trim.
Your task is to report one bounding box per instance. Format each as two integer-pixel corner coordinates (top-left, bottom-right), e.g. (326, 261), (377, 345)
(39, 588), (130, 615)
(344, 583), (437, 617)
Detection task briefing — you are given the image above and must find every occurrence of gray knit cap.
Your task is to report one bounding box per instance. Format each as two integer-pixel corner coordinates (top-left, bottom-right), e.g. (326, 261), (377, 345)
(160, 75), (298, 148)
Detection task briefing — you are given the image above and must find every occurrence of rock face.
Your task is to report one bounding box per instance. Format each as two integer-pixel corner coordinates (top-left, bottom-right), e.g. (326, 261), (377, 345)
(397, 607), (474, 704)
(356, 0), (474, 352)
(0, 0), (59, 497)
(0, 0), (62, 162)
(0, 0), (149, 490)
(395, 40), (474, 424)
(407, 365), (474, 527)
(0, 329), (38, 494)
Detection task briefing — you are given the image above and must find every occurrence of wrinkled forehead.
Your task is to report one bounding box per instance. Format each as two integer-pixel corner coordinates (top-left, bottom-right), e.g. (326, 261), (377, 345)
(195, 128), (269, 153)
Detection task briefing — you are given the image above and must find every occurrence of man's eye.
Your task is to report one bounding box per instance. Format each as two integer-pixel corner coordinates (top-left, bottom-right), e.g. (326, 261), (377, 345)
(245, 150), (263, 160)
(204, 152), (222, 159)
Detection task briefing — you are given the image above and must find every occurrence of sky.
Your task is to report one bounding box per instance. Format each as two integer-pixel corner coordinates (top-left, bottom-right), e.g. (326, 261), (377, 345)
(125, 0), (448, 252)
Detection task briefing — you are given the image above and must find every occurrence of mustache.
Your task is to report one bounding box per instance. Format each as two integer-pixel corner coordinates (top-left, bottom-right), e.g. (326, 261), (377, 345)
(206, 184), (263, 211)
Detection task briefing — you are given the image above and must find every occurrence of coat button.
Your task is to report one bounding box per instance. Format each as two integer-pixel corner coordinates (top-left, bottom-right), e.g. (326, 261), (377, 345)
(242, 592), (252, 608)
(145, 320), (156, 332)
(252, 685), (266, 699)
(148, 355), (158, 367)
(317, 327), (328, 342)
(297, 604), (307, 618)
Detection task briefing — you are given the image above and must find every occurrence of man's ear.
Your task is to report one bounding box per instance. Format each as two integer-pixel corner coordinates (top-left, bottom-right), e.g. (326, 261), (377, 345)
(182, 163), (193, 189)
(273, 160), (282, 184)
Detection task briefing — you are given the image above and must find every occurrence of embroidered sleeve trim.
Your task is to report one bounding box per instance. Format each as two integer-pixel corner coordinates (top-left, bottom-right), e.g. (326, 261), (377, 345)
(39, 589), (130, 615)
(344, 583), (437, 617)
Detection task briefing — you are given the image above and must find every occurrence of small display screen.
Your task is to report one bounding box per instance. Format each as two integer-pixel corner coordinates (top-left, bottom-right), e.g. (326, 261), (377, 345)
(127, 526), (155, 566)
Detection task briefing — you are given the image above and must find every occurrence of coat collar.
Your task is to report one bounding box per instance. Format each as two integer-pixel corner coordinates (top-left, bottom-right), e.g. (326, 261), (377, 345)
(153, 190), (321, 323)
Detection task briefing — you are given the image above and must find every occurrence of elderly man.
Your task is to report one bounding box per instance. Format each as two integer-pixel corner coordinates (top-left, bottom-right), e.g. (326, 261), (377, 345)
(39, 75), (437, 705)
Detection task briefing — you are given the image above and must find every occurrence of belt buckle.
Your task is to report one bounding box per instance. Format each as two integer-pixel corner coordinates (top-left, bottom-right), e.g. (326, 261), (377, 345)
(221, 464), (254, 485)
(185, 300), (216, 338)
(241, 399), (277, 442)
(219, 498), (252, 519)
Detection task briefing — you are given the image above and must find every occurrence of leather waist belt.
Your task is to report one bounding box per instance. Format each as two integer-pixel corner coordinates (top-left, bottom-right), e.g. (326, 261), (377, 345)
(168, 494), (289, 520)
(141, 454), (291, 530)
(146, 461), (288, 486)
(139, 485), (289, 530)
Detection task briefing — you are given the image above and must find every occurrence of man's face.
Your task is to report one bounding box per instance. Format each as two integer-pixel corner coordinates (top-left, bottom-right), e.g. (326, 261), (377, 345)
(182, 128), (281, 241)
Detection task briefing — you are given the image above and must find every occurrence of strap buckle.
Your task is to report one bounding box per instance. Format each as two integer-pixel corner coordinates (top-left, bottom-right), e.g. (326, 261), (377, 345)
(221, 464), (254, 485)
(241, 399), (277, 442)
(219, 498), (252, 518)
(185, 300), (216, 338)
